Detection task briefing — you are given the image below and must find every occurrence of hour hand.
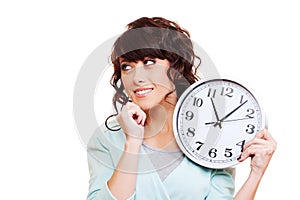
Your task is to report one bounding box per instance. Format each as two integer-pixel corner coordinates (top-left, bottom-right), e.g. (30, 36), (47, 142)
(210, 98), (222, 128)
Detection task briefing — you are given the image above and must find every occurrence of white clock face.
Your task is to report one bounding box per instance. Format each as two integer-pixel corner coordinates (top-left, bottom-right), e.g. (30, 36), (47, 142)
(173, 79), (265, 169)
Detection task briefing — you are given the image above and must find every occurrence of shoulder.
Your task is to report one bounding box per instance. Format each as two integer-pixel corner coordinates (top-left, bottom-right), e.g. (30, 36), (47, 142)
(87, 120), (125, 150)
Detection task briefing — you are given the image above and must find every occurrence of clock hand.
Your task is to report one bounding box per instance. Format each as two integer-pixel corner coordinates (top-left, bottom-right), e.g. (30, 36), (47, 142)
(210, 98), (222, 128)
(205, 117), (252, 125)
(205, 121), (217, 125)
(214, 100), (248, 127)
(223, 117), (252, 122)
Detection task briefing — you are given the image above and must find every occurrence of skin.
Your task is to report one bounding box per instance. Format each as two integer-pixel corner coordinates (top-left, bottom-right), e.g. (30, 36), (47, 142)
(107, 58), (277, 200)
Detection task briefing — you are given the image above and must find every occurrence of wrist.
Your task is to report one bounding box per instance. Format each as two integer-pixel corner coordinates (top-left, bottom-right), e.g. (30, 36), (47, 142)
(124, 139), (142, 153)
(249, 169), (264, 182)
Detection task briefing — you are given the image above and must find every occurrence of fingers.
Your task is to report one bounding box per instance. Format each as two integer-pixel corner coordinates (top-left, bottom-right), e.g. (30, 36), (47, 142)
(242, 129), (277, 151)
(116, 102), (147, 141)
(126, 102), (146, 126)
(117, 102), (146, 128)
(238, 129), (277, 162)
(238, 143), (272, 162)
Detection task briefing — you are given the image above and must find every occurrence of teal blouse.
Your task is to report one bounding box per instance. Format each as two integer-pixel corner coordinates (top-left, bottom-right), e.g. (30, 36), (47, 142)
(87, 123), (235, 200)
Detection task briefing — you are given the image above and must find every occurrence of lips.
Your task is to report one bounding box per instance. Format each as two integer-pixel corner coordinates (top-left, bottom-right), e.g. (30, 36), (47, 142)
(134, 88), (153, 97)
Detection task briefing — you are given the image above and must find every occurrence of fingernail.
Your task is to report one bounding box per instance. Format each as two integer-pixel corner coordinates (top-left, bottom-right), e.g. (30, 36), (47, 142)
(237, 154), (242, 160)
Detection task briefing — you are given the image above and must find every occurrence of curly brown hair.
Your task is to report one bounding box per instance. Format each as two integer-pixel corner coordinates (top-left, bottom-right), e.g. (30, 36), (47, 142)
(110, 17), (200, 112)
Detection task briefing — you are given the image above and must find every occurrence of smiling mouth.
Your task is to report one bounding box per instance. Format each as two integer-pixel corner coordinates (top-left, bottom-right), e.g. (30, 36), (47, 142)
(134, 88), (153, 97)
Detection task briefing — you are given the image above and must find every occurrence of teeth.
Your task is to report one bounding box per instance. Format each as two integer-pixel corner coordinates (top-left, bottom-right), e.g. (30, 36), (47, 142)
(136, 89), (151, 95)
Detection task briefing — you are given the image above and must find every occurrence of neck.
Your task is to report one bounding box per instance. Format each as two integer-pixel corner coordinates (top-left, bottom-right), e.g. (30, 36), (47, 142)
(143, 101), (179, 150)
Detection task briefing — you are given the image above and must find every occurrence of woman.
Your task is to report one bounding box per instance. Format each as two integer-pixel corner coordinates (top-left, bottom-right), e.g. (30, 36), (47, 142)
(87, 17), (276, 200)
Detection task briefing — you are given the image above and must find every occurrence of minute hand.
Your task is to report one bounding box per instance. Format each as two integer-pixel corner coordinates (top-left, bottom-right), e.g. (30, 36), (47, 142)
(215, 100), (248, 126)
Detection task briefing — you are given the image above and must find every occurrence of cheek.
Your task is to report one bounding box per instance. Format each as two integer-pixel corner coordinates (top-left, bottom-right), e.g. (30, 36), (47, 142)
(121, 76), (132, 94)
(149, 67), (174, 90)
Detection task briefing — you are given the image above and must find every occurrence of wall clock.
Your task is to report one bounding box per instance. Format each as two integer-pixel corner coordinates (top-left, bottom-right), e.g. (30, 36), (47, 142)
(173, 79), (265, 169)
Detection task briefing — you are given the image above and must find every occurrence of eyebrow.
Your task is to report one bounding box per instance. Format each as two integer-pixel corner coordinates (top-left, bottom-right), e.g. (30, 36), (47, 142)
(119, 58), (138, 64)
(118, 57), (125, 62)
(119, 56), (154, 64)
(119, 58), (131, 63)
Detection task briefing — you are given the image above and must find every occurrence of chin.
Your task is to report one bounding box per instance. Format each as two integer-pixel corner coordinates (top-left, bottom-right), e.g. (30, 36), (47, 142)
(133, 101), (155, 111)
(139, 104), (154, 111)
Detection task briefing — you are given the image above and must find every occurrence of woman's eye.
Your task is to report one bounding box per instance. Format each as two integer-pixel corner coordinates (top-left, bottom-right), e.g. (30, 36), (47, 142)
(121, 64), (132, 71)
(144, 59), (155, 66)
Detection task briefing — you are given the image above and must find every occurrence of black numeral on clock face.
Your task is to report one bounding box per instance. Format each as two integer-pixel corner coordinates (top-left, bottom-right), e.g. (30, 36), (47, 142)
(246, 124), (255, 134)
(195, 141), (204, 150)
(224, 148), (233, 158)
(246, 108), (255, 118)
(221, 87), (234, 97)
(185, 111), (194, 121)
(208, 148), (217, 158)
(192, 141), (247, 159)
(186, 127), (195, 137)
(236, 140), (246, 152)
(208, 87), (234, 98)
(240, 95), (246, 104)
(193, 97), (203, 107)
(207, 88), (217, 98)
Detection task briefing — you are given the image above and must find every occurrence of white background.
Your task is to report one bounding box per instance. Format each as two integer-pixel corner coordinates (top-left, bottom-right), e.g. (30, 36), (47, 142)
(1, 0), (299, 199)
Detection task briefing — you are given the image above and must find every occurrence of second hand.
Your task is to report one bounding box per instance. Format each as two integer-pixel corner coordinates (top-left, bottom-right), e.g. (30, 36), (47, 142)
(205, 117), (252, 125)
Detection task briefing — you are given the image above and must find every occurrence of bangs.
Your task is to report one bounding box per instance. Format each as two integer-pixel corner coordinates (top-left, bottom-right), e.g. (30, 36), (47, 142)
(118, 48), (166, 62)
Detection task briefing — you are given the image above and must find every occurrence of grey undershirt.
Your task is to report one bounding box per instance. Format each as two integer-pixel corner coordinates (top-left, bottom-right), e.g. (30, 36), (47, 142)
(142, 142), (185, 182)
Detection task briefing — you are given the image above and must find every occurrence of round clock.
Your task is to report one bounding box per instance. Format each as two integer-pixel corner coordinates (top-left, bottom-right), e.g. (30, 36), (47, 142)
(173, 79), (265, 169)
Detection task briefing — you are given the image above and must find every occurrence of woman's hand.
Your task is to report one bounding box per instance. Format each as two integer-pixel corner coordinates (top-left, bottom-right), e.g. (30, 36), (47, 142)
(238, 129), (277, 176)
(117, 102), (146, 143)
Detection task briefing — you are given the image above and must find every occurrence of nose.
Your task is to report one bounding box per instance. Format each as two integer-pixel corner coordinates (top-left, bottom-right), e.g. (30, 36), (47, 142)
(133, 61), (147, 84)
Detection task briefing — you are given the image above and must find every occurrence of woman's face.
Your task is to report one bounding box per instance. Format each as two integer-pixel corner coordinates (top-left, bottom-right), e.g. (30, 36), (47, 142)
(120, 57), (176, 111)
